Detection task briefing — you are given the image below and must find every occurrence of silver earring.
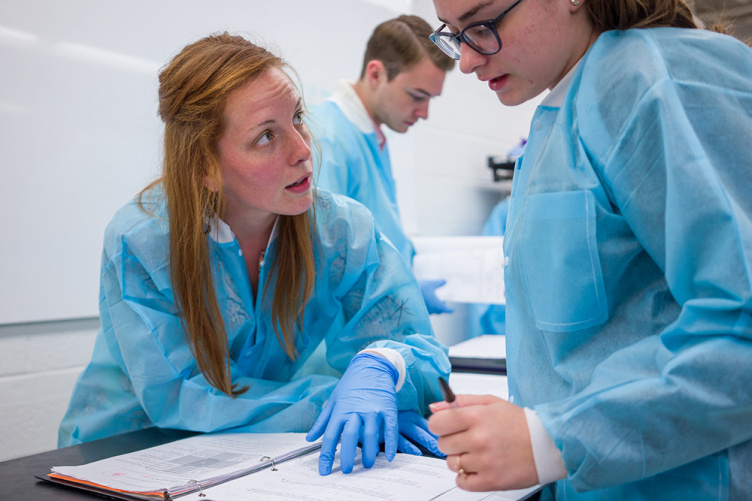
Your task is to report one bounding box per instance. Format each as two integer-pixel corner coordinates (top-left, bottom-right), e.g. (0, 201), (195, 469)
(570, 0), (581, 5)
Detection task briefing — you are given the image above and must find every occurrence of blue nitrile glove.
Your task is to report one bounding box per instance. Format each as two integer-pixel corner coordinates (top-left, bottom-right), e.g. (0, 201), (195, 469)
(306, 352), (399, 475)
(419, 279), (454, 314)
(392, 410), (444, 457)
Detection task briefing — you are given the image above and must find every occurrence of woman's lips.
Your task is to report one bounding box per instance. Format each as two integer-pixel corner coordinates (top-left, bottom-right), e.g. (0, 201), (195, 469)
(285, 173), (312, 193)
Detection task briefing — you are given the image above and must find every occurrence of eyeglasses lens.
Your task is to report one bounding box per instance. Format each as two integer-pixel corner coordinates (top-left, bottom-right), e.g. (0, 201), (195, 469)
(433, 34), (461, 60)
(464, 26), (500, 54)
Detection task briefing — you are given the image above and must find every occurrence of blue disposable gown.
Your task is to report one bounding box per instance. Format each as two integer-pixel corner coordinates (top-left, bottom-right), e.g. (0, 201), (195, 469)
(313, 82), (415, 264)
(467, 197), (509, 338)
(58, 187), (449, 447)
(503, 29), (752, 499)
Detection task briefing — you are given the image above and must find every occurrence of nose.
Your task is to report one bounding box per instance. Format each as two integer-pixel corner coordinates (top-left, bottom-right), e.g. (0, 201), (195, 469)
(458, 43), (485, 75)
(290, 126), (312, 166)
(415, 101), (429, 120)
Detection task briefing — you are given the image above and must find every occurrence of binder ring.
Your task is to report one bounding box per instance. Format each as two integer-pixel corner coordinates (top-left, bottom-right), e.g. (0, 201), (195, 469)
(188, 479), (206, 497)
(260, 455), (278, 471)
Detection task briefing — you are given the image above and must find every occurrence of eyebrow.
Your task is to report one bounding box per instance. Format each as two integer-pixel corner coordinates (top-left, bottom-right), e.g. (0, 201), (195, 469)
(409, 88), (434, 98)
(438, 0), (496, 25)
(250, 98), (302, 131)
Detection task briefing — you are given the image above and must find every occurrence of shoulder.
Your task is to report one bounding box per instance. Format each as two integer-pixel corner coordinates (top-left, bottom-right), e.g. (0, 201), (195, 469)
(580, 28), (752, 100)
(103, 186), (169, 260)
(575, 28), (752, 146)
(313, 189), (377, 241)
(310, 100), (360, 146)
(310, 99), (351, 133)
(314, 188), (375, 223)
(311, 98), (344, 121)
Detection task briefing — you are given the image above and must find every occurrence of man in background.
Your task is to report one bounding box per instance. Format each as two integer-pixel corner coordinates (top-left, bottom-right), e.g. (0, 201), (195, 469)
(314, 14), (455, 314)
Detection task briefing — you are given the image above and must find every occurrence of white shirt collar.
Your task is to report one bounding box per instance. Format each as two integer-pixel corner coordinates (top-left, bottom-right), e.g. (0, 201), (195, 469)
(540, 59), (581, 108)
(328, 79), (377, 135)
(207, 214), (279, 255)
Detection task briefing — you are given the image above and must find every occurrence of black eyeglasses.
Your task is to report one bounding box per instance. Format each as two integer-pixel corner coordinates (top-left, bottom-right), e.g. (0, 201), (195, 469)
(429, 0), (525, 60)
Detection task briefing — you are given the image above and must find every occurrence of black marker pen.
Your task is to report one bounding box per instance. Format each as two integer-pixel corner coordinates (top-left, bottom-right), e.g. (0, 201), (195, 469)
(438, 377), (459, 408)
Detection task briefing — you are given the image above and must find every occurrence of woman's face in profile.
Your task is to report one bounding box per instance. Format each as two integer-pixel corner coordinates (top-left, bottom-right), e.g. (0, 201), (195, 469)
(216, 66), (314, 223)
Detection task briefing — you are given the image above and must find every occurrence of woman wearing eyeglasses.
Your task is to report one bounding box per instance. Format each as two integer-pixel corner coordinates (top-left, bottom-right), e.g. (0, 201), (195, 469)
(426, 0), (752, 499)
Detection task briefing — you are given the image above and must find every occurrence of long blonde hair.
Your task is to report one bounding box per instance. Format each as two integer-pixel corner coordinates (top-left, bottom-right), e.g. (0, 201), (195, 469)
(141, 33), (315, 397)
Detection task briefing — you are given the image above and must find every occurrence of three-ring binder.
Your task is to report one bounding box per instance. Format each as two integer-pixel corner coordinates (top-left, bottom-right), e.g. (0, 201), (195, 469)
(41, 433), (324, 500)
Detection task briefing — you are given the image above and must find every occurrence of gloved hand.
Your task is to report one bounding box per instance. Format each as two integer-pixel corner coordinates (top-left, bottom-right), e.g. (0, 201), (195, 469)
(419, 279), (454, 314)
(392, 410), (444, 457)
(306, 352), (399, 475)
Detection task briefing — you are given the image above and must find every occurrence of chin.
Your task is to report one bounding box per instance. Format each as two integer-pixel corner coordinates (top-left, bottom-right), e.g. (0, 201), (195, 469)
(287, 194), (314, 216)
(496, 92), (527, 107)
(386, 122), (409, 134)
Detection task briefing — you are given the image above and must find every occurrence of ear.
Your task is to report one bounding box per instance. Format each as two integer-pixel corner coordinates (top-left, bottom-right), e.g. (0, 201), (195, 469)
(203, 175), (219, 192)
(364, 60), (387, 89)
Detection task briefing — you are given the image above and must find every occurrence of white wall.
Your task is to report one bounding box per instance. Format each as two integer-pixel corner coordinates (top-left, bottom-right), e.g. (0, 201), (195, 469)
(0, 0), (540, 461)
(0, 319), (98, 462)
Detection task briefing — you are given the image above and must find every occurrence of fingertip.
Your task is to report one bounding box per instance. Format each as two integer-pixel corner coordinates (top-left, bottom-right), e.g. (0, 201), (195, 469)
(429, 401), (449, 413)
(384, 436), (398, 460)
(362, 451), (376, 469)
(430, 443), (446, 457)
(397, 431), (424, 456)
(406, 444), (422, 456)
(318, 458), (332, 476)
(384, 440), (397, 461)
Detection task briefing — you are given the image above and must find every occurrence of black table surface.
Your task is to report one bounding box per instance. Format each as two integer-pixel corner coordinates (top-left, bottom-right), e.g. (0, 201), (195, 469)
(0, 427), (198, 500)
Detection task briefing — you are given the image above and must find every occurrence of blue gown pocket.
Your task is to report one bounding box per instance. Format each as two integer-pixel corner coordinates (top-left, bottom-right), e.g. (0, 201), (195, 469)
(517, 190), (608, 332)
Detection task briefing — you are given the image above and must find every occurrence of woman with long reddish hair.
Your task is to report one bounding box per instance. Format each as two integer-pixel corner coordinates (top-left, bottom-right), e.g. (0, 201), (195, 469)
(59, 32), (450, 477)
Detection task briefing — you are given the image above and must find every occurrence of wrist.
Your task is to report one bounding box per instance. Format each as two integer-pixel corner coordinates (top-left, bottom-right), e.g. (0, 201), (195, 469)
(523, 407), (567, 484)
(355, 348), (405, 391)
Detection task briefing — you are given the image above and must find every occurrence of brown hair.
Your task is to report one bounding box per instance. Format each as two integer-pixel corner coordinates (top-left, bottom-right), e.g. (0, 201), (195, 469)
(360, 14), (455, 80)
(585, 0), (720, 31)
(140, 32), (315, 396)
(585, 0), (751, 46)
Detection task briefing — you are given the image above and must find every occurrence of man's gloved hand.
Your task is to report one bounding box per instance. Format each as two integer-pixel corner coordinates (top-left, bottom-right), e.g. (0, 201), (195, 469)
(419, 279), (454, 314)
(306, 352), (399, 475)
